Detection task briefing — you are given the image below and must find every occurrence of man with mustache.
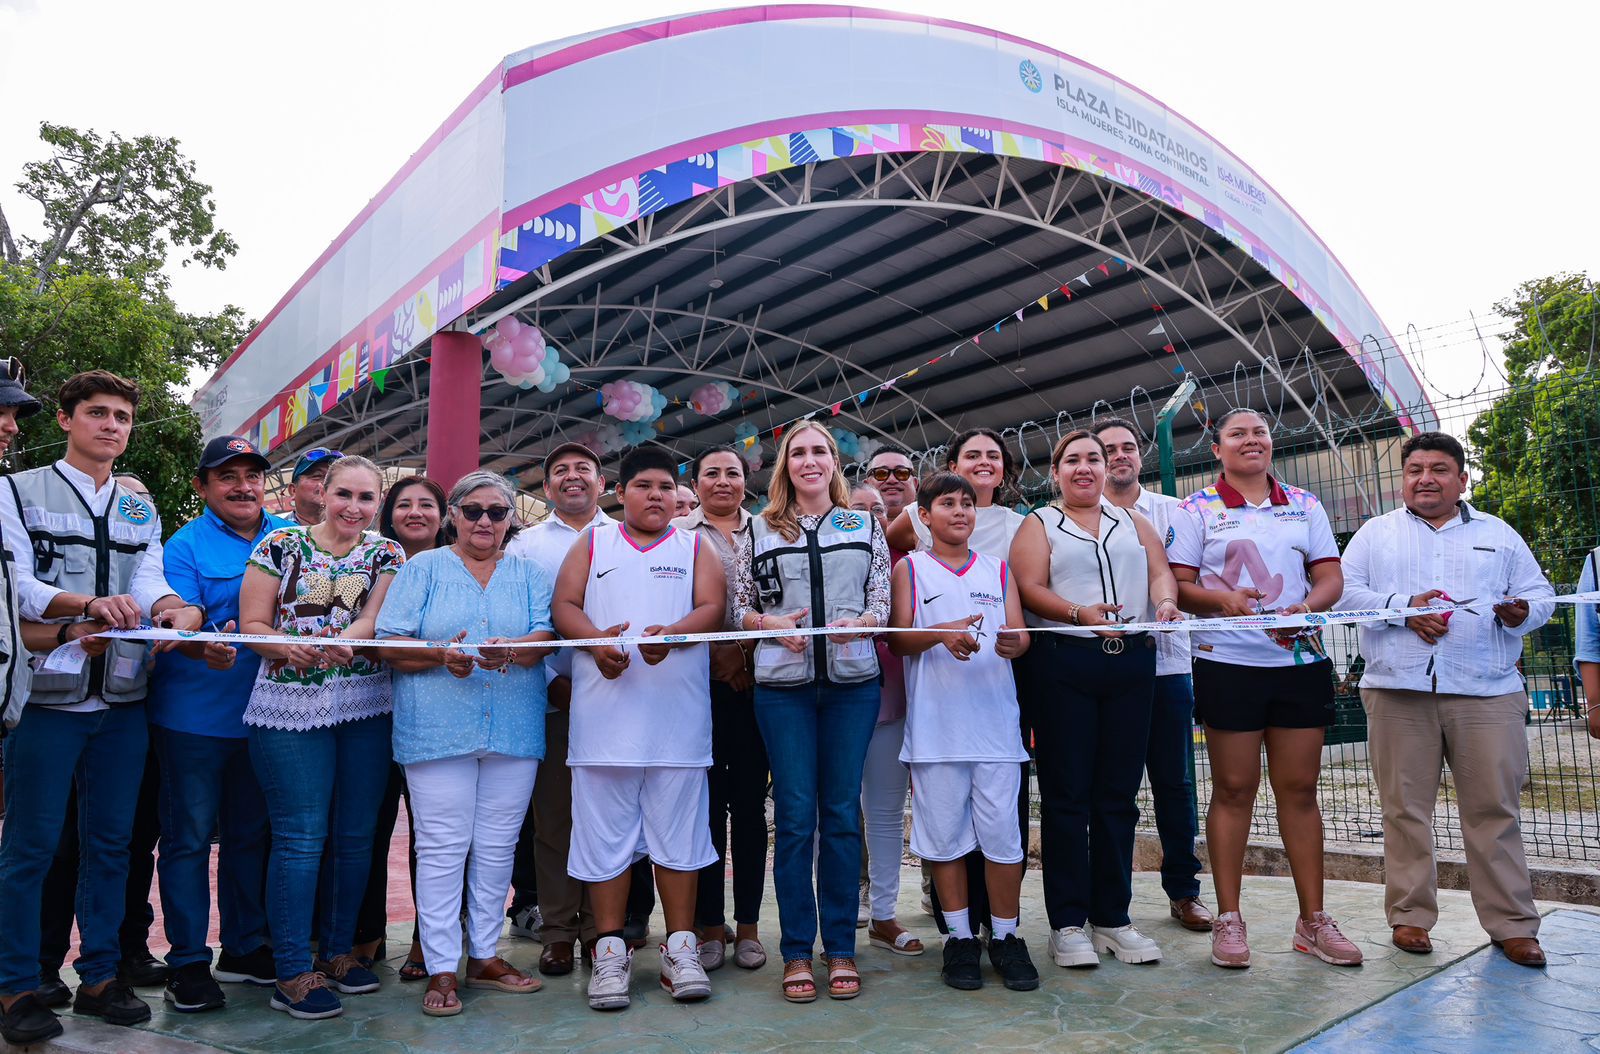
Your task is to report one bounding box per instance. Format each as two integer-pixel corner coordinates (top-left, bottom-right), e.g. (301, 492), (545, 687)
(1339, 431), (1552, 968)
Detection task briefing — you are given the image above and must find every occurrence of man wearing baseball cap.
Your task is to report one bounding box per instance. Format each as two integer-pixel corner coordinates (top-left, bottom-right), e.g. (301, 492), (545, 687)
(284, 447), (342, 525)
(145, 434), (290, 1013)
(0, 359), (40, 730)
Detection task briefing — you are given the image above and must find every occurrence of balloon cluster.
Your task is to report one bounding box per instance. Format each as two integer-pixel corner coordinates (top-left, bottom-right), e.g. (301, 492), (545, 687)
(482, 318), (571, 392)
(732, 421), (764, 472)
(620, 420), (656, 447)
(748, 493), (770, 515)
(570, 423), (626, 457)
(689, 381), (740, 417)
(600, 380), (667, 424)
(830, 427), (862, 460)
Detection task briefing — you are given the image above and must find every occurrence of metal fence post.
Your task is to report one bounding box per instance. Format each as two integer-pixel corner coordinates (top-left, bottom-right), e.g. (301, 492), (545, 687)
(1156, 378), (1197, 497)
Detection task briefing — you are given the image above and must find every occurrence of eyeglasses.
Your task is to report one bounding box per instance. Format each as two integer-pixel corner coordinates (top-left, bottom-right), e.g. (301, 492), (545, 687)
(867, 466), (914, 483)
(458, 504), (512, 523)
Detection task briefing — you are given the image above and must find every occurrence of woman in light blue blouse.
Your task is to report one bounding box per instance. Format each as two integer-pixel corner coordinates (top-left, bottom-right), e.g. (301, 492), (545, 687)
(376, 470), (556, 1017)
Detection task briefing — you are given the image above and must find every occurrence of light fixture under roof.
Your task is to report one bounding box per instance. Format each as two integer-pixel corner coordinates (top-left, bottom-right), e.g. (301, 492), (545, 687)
(708, 276), (724, 289)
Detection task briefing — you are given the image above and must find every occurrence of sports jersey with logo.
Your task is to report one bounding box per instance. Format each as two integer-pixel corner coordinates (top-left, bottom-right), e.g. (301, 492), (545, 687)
(899, 549), (1028, 764)
(569, 523), (711, 767)
(1167, 475), (1340, 667)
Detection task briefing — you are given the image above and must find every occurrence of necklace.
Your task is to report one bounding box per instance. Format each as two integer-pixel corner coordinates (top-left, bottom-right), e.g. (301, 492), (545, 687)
(1060, 503), (1102, 538)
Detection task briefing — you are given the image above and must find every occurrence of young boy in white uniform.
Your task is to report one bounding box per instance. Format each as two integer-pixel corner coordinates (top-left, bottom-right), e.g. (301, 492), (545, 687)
(552, 447), (727, 1011)
(888, 472), (1038, 991)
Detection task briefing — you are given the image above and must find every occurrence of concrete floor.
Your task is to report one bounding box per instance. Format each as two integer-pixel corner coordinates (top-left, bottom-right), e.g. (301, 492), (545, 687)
(34, 868), (1580, 1053)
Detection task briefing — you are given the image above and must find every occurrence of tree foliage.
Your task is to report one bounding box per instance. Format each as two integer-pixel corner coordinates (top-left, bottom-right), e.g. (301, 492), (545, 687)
(1468, 272), (1599, 583)
(0, 122), (238, 295)
(0, 121), (249, 534)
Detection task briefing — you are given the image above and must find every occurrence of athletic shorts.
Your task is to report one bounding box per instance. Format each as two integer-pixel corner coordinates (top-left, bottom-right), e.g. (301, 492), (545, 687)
(908, 761), (1024, 864)
(567, 766), (718, 882)
(1191, 657), (1335, 732)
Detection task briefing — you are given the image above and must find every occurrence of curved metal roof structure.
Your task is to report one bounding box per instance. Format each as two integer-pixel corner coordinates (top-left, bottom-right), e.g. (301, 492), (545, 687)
(195, 6), (1436, 496)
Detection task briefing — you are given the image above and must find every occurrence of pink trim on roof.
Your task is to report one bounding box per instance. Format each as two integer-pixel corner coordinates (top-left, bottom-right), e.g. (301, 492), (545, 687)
(203, 64), (502, 390)
(497, 5), (1417, 399)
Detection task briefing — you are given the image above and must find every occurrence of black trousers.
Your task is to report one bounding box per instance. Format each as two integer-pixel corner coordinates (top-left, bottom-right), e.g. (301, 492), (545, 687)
(1018, 635), (1155, 930)
(695, 681), (770, 928)
(42, 742), (160, 970)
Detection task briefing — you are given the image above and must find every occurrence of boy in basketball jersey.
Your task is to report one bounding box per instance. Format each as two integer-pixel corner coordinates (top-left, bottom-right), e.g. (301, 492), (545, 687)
(888, 472), (1038, 992)
(551, 447), (726, 1011)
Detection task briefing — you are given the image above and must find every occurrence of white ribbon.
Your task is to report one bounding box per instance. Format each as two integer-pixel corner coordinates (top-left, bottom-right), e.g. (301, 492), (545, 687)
(39, 591), (1597, 676)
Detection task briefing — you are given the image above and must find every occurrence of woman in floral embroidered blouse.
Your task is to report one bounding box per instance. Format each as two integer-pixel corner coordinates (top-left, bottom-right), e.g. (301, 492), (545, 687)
(238, 455), (401, 1020)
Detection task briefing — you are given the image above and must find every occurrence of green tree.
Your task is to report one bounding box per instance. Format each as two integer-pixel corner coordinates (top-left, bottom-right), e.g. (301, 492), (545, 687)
(0, 122), (248, 532)
(1468, 272), (1599, 584)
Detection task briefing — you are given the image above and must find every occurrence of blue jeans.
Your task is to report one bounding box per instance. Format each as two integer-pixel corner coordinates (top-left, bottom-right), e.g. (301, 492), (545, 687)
(153, 727), (270, 968)
(1146, 674), (1203, 901)
(0, 704), (148, 992)
(248, 715), (392, 981)
(753, 680), (879, 961)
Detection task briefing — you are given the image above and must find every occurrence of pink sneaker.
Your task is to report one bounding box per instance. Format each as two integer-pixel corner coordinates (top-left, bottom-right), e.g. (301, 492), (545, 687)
(1210, 911), (1250, 969)
(1294, 912), (1363, 966)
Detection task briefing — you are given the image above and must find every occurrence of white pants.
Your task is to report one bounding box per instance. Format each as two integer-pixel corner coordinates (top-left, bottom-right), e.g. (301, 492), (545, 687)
(860, 719), (909, 921)
(404, 754), (539, 975)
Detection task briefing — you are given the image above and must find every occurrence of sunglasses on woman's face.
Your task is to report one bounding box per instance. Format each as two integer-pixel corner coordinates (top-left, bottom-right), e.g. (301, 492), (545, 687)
(867, 466), (914, 483)
(458, 504), (512, 523)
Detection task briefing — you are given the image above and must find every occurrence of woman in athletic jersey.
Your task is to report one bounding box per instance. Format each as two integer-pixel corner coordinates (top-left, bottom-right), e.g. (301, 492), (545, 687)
(731, 422), (889, 1003)
(1166, 408), (1360, 970)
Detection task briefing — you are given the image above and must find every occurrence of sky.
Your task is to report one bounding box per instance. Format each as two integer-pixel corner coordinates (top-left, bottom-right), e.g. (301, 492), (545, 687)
(2, 0), (1596, 404)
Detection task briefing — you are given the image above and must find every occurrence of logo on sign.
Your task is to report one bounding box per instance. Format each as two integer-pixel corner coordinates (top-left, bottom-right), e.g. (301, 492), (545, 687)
(117, 495), (152, 525)
(830, 510), (866, 533)
(1018, 60), (1043, 93)
(1304, 613), (1327, 625)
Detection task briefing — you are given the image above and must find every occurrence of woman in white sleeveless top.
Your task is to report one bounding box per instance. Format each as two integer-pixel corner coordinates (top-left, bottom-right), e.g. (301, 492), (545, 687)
(1008, 429), (1181, 972)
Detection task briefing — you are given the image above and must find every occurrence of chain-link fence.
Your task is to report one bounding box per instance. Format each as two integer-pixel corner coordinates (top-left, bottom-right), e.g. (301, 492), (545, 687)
(1006, 371), (1600, 867)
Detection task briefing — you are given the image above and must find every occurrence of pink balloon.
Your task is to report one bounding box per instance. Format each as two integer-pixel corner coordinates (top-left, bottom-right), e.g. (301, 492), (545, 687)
(511, 331), (540, 357)
(496, 317), (523, 340)
(490, 344), (514, 373)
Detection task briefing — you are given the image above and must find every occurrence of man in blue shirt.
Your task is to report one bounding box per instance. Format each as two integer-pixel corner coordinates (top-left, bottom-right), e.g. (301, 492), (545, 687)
(148, 435), (288, 1013)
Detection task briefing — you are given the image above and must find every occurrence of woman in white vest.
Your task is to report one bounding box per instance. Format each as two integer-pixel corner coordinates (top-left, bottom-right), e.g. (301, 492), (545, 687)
(1009, 429), (1181, 972)
(731, 423), (889, 1003)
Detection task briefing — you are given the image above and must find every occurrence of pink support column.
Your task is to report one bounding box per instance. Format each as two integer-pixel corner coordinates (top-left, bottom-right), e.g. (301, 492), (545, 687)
(424, 330), (482, 491)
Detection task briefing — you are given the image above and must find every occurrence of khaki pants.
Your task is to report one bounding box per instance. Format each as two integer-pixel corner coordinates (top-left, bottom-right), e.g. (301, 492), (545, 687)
(533, 708), (595, 944)
(1361, 687), (1539, 940)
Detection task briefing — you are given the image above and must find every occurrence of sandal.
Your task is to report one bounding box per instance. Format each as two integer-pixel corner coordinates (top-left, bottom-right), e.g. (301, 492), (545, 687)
(421, 972), (462, 1017)
(399, 957), (428, 982)
(868, 921), (925, 957)
(465, 956), (540, 994)
(781, 958), (817, 1003)
(825, 956), (861, 1000)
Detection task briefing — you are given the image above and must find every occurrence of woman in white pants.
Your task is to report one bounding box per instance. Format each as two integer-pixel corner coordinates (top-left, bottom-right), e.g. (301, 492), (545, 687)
(377, 471), (557, 1016)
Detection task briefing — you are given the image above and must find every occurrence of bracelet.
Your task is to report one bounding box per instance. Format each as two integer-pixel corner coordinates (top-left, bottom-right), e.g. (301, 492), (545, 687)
(756, 613), (765, 631)
(57, 623), (71, 646)
(1068, 603), (1080, 625)
(81, 596), (95, 618)
(1157, 597), (1178, 608)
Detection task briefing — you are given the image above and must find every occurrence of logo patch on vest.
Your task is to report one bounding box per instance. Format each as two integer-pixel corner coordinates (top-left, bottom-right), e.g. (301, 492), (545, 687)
(829, 510), (866, 533)
(117, 495), (152, 525)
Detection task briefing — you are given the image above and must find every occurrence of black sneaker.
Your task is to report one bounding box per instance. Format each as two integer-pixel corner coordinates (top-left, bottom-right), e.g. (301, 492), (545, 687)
(36, 969), (71, 1008)
(72, 979), (152, 1026)
(940, 936), (984, 990)
(623, 914), (649, 950)
(215, 945), (277, 986)
(117, 952), (170, 988)
(164, 962), (226, 1013)
(988, 933), (1040, 991)
(0, 994), (63, 1045)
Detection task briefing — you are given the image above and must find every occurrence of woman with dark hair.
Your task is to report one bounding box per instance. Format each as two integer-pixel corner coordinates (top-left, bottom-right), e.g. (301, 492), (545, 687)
(353, 475), (449, 978)
(673, 445), (770, 971)
(1010, 429), (1181, 972)
(1167, 408), (1355, 970)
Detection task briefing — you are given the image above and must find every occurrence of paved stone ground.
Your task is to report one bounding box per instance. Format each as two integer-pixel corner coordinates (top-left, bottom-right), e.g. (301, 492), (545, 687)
(1295, 907), (1600, 1054)
(34, 870), (1553, 1053)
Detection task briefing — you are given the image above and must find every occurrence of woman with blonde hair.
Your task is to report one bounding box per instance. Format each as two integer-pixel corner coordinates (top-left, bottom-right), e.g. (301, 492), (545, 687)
(731, 423), (889, 1002)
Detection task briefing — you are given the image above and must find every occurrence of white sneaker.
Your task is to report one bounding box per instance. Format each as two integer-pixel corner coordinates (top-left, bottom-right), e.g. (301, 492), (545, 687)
(857, 882), (871, 927)
(587, 936), (633, 1010)
(507, 903), (542, 940)
(658, 931), (711, 1002)
(1091, 923), (1162, 964)
(1049, 926), (1098, 968)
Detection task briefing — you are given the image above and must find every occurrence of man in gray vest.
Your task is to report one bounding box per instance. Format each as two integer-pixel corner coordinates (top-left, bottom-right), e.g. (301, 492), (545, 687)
(0, 370), (204, 1045)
